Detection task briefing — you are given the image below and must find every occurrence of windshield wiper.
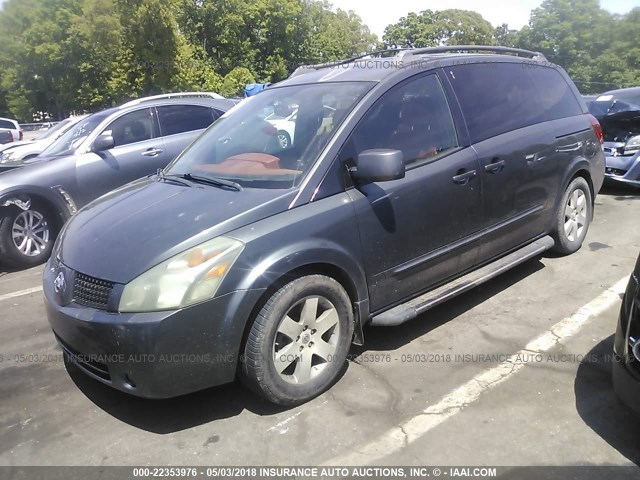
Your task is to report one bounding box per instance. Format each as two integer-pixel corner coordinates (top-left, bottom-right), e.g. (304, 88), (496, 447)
(156, 169), (192, 187)
(181, 173), (243, 191)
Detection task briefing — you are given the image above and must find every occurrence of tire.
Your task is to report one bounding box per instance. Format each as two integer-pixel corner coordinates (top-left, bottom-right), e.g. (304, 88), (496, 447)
(0, 202), (56, 268)
(551, 177), (592, 255)
(277, 131), (291, 149)
(240, 275), (354, 406)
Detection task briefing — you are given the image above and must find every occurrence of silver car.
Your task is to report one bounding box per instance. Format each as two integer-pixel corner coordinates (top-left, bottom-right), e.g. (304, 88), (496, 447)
(0, 93), (236, 268)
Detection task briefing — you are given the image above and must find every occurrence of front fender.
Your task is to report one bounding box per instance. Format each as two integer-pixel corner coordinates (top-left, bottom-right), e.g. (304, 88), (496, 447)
(221, 193), (369, 344)
(0, 185), (73, 225)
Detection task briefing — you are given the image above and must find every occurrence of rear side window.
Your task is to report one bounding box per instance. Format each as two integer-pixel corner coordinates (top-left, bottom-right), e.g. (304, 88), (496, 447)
(157, 105), (216, 137)
(448, 63), (582, 143)
(0, 120), (16, 129)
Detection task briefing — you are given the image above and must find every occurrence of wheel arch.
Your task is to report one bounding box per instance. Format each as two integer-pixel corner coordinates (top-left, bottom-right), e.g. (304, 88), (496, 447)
(0, 188), (69, 231)
(236, 256), (369, 352)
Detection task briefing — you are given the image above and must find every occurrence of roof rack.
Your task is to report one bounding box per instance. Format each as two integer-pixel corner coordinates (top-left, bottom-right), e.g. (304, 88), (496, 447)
(120, 91), (224, 108)
(289, 49), (404, 78)
(400, 45), (546, 61)
(289, 45), (547, 78)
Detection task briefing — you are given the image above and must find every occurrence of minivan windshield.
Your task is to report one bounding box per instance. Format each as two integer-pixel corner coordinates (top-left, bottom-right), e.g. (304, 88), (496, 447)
(166, 82), (373, 189)
(40, 112), (109, 157)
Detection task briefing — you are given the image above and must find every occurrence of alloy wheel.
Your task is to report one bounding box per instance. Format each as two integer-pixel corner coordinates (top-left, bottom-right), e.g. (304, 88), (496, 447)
(272, 296), (340, 384)
(11, 210), (50, 257)
(563, 189), (587, 242)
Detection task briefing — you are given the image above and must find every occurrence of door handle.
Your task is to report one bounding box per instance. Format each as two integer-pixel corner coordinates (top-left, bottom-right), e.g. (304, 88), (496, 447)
(452, 169), (477, 185)
(484, 159), (505, 174)
(142, 148), (164, 157)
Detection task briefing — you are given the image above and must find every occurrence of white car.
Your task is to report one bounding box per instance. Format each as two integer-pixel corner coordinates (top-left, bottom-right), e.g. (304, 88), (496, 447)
(266, 107), (297, 149)
(0, 117), (22, 143)
(0, 115), (89, 164)
(266, 104), (336, 149)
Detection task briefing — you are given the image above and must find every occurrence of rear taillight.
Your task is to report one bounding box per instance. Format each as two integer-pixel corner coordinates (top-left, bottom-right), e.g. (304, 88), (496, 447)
(19, 130), (23, 141)
(588, 114), (604, 145)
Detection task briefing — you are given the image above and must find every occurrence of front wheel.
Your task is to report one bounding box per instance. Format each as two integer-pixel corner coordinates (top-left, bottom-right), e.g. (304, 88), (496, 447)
(0, 202), (56, 268)
(240, 275), (354, 406)
(551, 177), (592, 255)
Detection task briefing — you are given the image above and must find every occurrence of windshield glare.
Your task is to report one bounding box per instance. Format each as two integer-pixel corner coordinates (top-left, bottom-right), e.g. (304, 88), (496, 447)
(167, 82), (373, 189)
(41, 113), (108, 157)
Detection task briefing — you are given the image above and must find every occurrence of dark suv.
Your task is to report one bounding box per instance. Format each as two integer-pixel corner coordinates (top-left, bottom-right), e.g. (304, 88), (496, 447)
(0, 94), (235, 268)
(44, 47), (605, 406)
(613, 251), (640, 417)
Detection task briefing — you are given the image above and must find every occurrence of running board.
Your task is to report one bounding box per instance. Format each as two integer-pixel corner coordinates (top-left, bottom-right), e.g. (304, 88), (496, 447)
(370, 235), (555, 327)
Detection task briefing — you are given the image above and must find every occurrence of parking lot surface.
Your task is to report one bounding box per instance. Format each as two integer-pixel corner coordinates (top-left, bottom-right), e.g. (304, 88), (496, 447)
(1, 185), (640, 469)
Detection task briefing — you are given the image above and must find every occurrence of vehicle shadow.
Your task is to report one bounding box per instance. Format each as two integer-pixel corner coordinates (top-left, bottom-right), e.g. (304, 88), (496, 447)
(598, 182), (640, 199)
(66, 361), (289, 434)
(574, 335), (640, 466)
(354, 257), (545, 353)
(0, 263), (25, 276)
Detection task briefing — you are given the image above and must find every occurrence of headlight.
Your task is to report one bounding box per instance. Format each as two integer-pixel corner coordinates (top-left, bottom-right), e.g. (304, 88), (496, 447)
(119, 236), (244, 312)
(0, 151), (16, 163)
(625, 135), (640, 155)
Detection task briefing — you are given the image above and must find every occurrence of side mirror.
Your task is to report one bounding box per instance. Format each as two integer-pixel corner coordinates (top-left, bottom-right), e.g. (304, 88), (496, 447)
(92, 134), (115, 152)
(351, 149), (405, 183)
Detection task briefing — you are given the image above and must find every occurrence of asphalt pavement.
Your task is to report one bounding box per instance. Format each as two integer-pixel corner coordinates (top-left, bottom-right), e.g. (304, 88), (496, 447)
(1, 184), (640, 473)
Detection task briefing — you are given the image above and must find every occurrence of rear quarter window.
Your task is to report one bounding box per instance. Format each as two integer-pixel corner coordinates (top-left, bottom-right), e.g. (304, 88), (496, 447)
(448, 62), (583, 144)
(157, 105), (216, 136)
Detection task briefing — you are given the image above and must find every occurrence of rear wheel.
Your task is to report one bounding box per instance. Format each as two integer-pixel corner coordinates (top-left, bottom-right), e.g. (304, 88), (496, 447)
(240, 275), (354, 406)
(551, 177), (592, 255)
(277, 131), (291, 149)
(0, 202), (56, 268)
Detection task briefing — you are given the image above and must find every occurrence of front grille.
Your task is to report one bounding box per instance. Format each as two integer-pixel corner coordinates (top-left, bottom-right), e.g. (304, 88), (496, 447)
(73, 272), (114, 310)
(55, 334), (111, 381)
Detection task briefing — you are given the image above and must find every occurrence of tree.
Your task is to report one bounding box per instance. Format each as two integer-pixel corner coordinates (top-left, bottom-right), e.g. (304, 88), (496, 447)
(494, 24), (518, 48)
(516, 0), (614, 93)
(220, 67), (256, 97)
(382, 9), (495, 48)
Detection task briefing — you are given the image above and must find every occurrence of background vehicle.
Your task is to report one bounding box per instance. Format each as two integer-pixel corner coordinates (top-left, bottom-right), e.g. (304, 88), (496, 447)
(588, 87), (640, 187)
(0, 130), (13, 145)
(0, 117), (22, 142)
(0, 115), (89, 167)
(44, 47), (604, 407)
(0, 94), (235, 268)
(613, 251), (640, 417)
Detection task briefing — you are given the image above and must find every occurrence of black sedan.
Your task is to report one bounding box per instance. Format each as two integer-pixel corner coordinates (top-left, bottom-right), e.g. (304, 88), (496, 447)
(613, 252), (640, 416)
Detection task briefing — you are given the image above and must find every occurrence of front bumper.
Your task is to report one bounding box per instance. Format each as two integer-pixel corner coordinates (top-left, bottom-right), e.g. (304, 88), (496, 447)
(605, 153), (640, 187)
(612, 272), (640, 416)
(43, 260), (264, 398)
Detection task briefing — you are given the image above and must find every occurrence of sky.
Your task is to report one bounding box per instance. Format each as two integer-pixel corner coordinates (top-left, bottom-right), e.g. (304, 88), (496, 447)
(0, 0), (636, 33)
(329, 0), (640, 38)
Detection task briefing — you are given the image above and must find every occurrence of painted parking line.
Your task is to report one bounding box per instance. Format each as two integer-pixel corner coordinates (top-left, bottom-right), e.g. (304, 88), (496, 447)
(0, 286), (43, 303)
(325, 276), (630, 466)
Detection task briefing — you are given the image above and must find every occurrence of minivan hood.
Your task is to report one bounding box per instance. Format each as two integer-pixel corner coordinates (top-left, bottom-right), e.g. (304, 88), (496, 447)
(59, 178), (296, 283)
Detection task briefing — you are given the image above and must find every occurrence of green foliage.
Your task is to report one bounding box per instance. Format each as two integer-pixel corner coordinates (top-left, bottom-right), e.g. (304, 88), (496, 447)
(220, 67), (256, 97)
(382, 9), (495, 48)
(1, 0), (639, 118)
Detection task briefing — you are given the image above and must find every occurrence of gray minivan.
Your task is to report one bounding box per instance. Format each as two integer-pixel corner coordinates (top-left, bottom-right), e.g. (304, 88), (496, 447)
(44, 47), (605, 406)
